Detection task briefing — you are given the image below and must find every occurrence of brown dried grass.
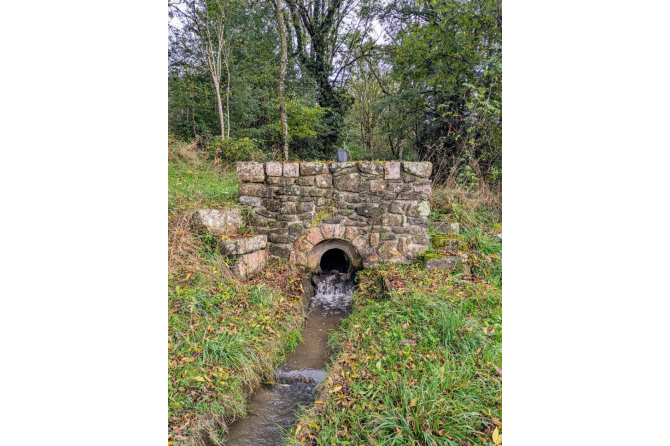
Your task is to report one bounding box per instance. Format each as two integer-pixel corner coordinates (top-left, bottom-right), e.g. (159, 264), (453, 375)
(168, 210), (233, 282)
(431, 178), (502, 232)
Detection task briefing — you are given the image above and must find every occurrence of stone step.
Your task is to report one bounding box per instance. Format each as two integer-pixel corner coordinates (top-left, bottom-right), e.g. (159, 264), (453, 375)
(191, 208), (244, 236)
(423, 254), (459, 270)
(229, 249), (267, 279)
(431, 221), (459, 235)
(431, 235), (466, 251)
(220, 235), (267, 256)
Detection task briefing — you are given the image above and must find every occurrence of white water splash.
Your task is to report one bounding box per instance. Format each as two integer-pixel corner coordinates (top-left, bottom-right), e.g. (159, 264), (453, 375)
(310, 272), (354, 313)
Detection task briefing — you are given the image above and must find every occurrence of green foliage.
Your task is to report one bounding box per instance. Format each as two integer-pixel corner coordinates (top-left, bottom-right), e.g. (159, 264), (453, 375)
(168, 276), (304, 443)
(167, 159), (239, 213)
(288, 264), (502, 445)
(210, 137), (266, 162)
(462, 228), (502, 286)
(284, 99), (325, 141)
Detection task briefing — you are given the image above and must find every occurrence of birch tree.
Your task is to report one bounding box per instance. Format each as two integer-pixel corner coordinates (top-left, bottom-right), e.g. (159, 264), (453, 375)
(170, 0), (233, 141)
(274, 0), (289, 160)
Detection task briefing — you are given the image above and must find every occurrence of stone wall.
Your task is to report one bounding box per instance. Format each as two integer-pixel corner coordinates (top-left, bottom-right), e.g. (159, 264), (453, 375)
(237, 161), (433, 268)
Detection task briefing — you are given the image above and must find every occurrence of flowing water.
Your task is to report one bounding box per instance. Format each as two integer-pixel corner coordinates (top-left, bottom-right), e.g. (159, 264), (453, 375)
(224, 272), (354, 446)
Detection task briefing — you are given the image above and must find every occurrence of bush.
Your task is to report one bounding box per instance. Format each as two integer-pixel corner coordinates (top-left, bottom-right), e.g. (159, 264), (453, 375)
(207, 137), (266, 162)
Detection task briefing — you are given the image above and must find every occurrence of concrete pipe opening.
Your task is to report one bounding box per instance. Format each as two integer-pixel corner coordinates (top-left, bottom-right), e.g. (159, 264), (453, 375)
(305, 239), (363, 274)
(320, 248), (349, 273)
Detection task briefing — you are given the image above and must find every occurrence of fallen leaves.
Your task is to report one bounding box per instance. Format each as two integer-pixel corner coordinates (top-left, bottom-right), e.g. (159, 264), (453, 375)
(492, 427), (502, 445)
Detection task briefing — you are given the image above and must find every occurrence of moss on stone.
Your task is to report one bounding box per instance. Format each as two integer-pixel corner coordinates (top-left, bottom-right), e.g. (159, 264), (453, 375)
(423, 253), (446, 260)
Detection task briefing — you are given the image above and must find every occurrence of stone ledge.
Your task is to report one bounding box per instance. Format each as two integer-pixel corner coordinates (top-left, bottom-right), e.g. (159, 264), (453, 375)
(237, 162), (265, 182)
(220, 235), (267, 255)
(431, 221), (460, 235)
(191, 208), (244, 236)
(431, 235), (464, 251)
(230, 249), (267, 279)
(424, 255), (459, 270)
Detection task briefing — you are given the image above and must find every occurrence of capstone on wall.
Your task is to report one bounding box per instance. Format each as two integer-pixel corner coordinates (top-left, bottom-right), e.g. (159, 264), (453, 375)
(236, 161), (432, 268)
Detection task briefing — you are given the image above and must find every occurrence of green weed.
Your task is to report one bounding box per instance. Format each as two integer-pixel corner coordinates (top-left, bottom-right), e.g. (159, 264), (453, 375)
(287, 264), (502, 445)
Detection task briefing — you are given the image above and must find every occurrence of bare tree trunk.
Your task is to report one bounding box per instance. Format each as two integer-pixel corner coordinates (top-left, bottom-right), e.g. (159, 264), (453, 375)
(213, 78), (225, 140)
(276, 0), (289, 161)
(225, 48), (231, 138)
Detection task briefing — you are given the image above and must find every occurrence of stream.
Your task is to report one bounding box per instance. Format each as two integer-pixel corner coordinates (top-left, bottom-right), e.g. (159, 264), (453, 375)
(224, 271), (354, 445)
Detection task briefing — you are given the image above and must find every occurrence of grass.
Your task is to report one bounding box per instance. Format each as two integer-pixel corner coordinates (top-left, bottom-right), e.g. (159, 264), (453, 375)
(430, 180), (502, 287)
(168, 267), (305, 445)
(168, 138), (239, 213)
(168, 140), (307, 445)
(168, 141), (503, 444)
(286, 264), (502, 445)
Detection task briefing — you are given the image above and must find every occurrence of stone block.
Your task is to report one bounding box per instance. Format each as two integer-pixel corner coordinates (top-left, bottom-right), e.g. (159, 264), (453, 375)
(277, 186), (301, 196)
(357, 161), (384, 175)
(414, 184), (432, 195)
(268, 243), (293, 258)
(277, 214), (300, 222)
(424, 255), (459, 270)
(333, 172), (360, 192)
(387, 182), (404, 193)
(352, 235), (368, 251)
(283, 163), (299, 177)
(230, 249), (267, 279)
(278, 202), (297, 214)
(418, 201), (430, 217)
(320, 224), (345, 239)
(330, 162), (356, 173)
(296, 176), (316, 186)
(369, 232), (380, 247)
(369, 179), (386, 194)
(249, 211), (269, 227)
(220, 235), (267, 255)
(298, 202), (314, 213)
(266, 161), (283, 176)
(294, 237), (314, 253)
(267, 176), (297, 186)
(191, 208), (244, 235)
(239, 183), (273, 198)
(300, 162), (329, 175)
(270, 232), (296, 244)
(309, 188), (331, 197)
(405, 243), (428, 258)
(263, 198), (282, 212)
(402, 162), (432, 178)
(381, 214), (405, 227)
(305, 227), (324, 245)
(432, 235), (465, 251)
(320, 215), (344, 224)
(333, 191), (361, 203)
(239, 196), (262, 207)
(315, 174), (332, 188)
(237, 162), (265, 182)
(389, 200), (411, 214)
(384, 161), (401, 179)
(355, 203), (384, 217)
(431, 221), (460, 235)
(288, 222), (304, 236)
(377, 240), (401, 261)
(344, 226), (359, 241)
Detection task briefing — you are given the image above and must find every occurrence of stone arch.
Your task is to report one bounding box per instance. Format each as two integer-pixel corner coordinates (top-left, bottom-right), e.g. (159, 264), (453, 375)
(305, 239), (363, 273)
(290, 226), (369, 270)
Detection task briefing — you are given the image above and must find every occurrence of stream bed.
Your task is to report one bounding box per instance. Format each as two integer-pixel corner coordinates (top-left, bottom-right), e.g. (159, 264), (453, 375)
(224, 272), (354, 446)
